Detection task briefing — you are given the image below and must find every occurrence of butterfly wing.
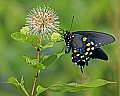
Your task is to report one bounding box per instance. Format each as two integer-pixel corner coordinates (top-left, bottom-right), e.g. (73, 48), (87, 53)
(90, 48), (108, 60)
(71, 31), (115, 72)
(73, 31), (115, 47)
(71, 34), (95, 72)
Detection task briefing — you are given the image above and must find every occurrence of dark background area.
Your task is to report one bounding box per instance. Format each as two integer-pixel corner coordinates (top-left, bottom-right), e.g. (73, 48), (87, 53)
(0, 0), (119, 96)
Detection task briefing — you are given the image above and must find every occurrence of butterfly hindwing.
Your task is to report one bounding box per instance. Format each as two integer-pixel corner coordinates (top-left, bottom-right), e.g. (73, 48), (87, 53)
(71, 34), (95, 70)
(90, 48), (108, 60)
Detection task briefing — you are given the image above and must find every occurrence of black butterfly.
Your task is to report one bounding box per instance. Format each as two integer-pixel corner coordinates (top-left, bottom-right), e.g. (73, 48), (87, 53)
(62, 30), (115, 73)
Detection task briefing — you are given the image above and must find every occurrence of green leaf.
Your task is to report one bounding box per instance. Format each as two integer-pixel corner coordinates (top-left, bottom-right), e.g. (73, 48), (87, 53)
(7, 77), (20, 87)
(23, 55), (45, 70)
(42, 52), (64, 68)
(31, 63), (46, 70)
(36, 79), (115, 95)
(49, 79), (115, 92)
(80, 79), (115, 87)
(41, 42), (55, 50)
(36, 86), (47, 96)
(23, 55), (36, 64)
(25, 34), (39, 47)
(43, 55), (57, 67)
(7, 77), (29, 96)
(11, 32), (27, 42)
(21, 76), (24, 85)
(11, 32), (40, 47)
(56, 52), (65, 59)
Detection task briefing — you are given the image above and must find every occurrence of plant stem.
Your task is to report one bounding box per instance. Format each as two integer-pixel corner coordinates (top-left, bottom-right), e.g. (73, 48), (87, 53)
(31, 36), (42, 96)
(31, 48), (40, 96)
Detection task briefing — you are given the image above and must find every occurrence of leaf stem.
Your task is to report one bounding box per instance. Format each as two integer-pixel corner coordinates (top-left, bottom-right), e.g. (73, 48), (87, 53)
(21, 84), (30, 96)
(31, 36), (42, 96)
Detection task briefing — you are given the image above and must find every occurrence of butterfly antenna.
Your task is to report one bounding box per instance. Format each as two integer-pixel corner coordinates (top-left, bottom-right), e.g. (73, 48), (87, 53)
(59, 28), (64, 32)
(70, 16), (74, 31)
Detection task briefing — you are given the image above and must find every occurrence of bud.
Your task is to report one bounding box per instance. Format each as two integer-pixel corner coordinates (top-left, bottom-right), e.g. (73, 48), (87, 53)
(20, 26), (29, 35)
(51, 33), (62, 42)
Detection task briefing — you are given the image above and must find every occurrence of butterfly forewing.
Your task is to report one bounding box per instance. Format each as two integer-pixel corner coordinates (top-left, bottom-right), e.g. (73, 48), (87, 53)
(73, 31), (115, 47)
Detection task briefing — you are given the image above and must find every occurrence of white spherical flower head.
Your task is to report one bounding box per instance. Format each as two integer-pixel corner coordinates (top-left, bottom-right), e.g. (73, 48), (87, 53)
(26, 6), (60, 37)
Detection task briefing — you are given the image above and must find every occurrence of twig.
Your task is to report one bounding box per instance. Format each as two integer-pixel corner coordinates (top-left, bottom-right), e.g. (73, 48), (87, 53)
(31, 48), (40, 96)
(31, 36), (42, 96)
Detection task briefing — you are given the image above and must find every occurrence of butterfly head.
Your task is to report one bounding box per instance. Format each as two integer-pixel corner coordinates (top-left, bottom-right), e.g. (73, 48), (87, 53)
(65, 30), (71, 35)
(63, 30), (72, 39)
(66, 30), (70, 34)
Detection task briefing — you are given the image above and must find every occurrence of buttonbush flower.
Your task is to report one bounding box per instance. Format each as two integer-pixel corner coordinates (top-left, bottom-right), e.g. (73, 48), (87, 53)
(26, 6), (60, 37)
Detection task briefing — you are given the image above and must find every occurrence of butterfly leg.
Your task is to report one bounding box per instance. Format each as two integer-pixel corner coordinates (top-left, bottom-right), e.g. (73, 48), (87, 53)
(80, 66), (83, 73)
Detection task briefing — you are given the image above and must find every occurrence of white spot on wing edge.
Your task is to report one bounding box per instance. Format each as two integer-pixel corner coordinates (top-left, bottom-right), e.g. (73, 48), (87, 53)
(91, 47), (94, 50)
(89, 52), (92, 55)
(75, 62), (77, 65)
(91, 41), (94, 45)
(72, 35), (74, 37)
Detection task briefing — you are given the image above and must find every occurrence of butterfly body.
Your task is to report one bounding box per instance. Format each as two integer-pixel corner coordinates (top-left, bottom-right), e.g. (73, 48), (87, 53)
(63, 30), (115, 73)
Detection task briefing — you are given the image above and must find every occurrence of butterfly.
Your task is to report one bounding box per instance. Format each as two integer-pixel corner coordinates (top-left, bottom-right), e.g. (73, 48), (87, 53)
(62, 30), (115, 73)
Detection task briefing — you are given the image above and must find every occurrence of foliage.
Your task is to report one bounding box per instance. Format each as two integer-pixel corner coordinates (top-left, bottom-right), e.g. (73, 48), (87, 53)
(7, 77), (115, 96)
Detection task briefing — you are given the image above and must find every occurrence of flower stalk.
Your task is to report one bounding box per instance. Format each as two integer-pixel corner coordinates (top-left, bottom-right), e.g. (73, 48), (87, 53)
(31, 35), (42, 96)
(31, 48), (40, 96)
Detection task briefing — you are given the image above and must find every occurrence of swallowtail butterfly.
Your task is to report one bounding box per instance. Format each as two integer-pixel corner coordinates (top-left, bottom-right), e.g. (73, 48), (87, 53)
(62, 30), (115, 73)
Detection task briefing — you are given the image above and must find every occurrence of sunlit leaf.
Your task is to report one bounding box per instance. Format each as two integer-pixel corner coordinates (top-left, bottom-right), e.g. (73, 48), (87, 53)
(56, 52), (65, 59)
(36, 86), (47, 96)
(7, 77), (20, 87)
(43, 55), (57, 67)
(41, 42), (55, 50)
(42, 51), (65, 68)
(11, 32), (27, 42)
(23, 55), (33, 64)
(23, 55), (45, 70)
(6, 77), (29, 96)
(31, 63), (46, 70)
(25, 34), (39, 47)
(36, 79), (115, 95)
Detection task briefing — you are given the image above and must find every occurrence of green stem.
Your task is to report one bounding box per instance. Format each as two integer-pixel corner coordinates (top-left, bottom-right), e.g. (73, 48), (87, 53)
(21, 85), (29, 96)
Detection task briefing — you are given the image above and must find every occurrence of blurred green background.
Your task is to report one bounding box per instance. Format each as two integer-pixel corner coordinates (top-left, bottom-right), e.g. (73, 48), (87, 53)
(0, 0), (120, 96)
